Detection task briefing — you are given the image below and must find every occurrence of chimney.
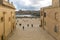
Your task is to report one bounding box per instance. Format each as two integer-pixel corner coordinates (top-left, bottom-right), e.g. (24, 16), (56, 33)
(8, 0), (9, 3)
(11, 2), (13, 5)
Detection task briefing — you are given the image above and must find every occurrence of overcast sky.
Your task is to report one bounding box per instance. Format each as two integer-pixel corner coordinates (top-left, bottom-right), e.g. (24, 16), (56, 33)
(10, 0), (52, 11)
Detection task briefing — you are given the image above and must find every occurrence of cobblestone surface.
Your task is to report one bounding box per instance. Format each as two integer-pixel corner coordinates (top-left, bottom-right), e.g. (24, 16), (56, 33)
(8, 26), (55, 40)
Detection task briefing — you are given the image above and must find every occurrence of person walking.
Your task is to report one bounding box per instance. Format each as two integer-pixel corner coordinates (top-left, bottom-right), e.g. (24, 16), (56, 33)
(23, 26), (24, 30)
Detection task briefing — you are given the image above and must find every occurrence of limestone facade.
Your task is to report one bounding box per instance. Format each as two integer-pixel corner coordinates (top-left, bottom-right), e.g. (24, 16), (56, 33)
(0, 0), (15, 40)
(40, 0), (60, 40)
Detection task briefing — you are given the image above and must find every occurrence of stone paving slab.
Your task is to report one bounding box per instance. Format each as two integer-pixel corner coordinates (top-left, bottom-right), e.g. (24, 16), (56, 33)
(8, 26), (55, 40)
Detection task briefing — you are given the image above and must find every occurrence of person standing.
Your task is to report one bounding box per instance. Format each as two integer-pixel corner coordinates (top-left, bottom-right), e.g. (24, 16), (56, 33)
(23, 26), (24, 30)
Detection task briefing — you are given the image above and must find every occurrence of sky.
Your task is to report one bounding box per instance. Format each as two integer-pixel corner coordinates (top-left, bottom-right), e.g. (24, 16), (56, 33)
(10, 0), (52, 11)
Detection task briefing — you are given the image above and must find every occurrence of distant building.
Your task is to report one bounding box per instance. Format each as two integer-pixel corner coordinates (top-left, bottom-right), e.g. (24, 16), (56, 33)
(16, 15), (40, 28)
(40, 0), (60, 40)
(16, 9), (40, 31)
(16, 10), (40, 17)
(0, 0), (15, 40)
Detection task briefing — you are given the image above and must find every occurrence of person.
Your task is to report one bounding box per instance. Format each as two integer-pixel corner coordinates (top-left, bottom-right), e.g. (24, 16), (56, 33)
(23, 26), (24, 30)
(32, 24), (33, 27)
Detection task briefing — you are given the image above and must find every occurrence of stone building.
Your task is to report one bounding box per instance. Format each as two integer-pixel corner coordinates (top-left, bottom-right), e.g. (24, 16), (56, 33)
(40, 0), (60, 40)
(0, 0), (15, 40)
(16, 10), (40, 17)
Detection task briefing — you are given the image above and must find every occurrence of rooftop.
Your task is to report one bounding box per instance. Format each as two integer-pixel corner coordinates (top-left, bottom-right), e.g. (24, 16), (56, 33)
(0, 0), (15, 9)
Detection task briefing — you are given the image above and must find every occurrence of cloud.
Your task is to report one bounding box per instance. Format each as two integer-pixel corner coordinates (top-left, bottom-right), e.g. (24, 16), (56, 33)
(10, 0), (52, 10)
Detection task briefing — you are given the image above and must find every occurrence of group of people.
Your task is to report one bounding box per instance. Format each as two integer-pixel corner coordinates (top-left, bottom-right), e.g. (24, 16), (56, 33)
(22, 25), (40, 30)
(22, 26), (33, 30)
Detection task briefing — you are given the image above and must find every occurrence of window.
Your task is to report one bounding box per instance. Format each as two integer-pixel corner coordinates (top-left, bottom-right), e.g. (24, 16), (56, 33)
(13, 24), (14, 29)
(1, 17), (4, 22)
(31, 24), (33, 27)
(41, 20), (42, 26)
(54, 25), (58, 33)
(39, 25), (40, 27)
(19, 24), (22, 26)
(44, 12), (46, 17)
(55, 13), (57, 20)
(27, 24), (29, 27)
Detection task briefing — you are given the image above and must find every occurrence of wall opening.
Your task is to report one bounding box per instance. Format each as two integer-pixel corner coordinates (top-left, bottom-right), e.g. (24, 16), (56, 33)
(1, 35), (3, 40)
(1, 17), (4, 22)
(31, 24), (33, 27)
(19, 24), (22, 26)
(27, 24), (29, 27)
(44, 12), (46, 17)
(54, 25), (58, 33)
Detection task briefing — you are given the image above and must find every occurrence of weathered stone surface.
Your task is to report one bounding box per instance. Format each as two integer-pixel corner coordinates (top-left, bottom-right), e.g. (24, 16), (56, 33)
(8, 25), (55, 40)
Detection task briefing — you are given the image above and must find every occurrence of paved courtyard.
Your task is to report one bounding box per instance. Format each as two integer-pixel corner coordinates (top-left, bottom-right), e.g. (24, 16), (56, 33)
(8, 26), (55, 40)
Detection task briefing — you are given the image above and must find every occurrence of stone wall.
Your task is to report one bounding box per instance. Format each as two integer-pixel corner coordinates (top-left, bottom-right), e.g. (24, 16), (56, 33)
(40, 7), (60, 40)
(40, 0), (60, 40)
(0, 0), (15, 40)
